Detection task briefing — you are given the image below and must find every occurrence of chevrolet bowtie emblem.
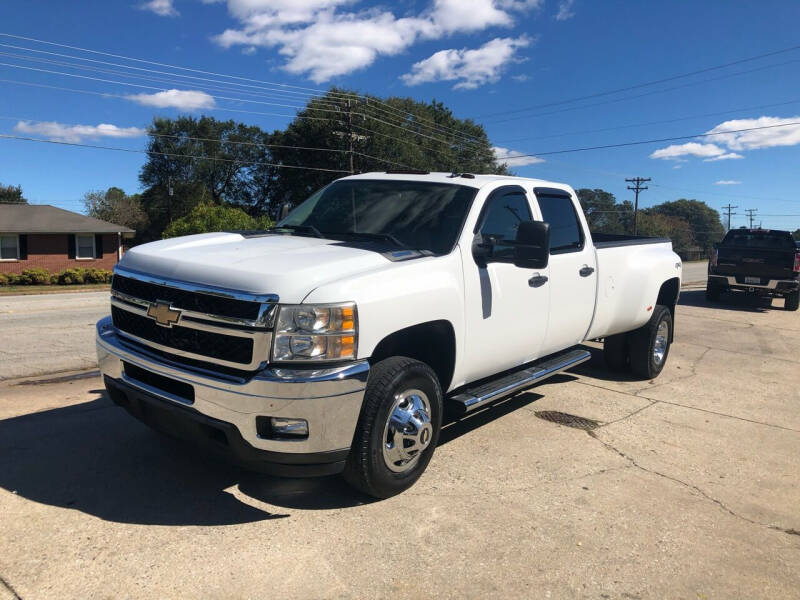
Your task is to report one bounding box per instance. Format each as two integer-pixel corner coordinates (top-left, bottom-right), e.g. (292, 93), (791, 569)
(147, 300), (182, 328)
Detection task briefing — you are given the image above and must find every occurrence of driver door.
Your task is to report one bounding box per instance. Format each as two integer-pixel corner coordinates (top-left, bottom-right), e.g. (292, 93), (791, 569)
(461, 186), (551, 382)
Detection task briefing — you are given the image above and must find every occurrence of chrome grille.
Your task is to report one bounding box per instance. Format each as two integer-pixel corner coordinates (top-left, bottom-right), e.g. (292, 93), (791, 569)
(110, 268), (276, 370)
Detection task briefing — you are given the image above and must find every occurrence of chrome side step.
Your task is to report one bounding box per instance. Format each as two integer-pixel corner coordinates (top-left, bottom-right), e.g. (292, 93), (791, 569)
(447, 348), (591, 415)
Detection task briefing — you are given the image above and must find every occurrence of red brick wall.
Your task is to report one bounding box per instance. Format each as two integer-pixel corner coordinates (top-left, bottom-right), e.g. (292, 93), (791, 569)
(0, 234), (121, 274)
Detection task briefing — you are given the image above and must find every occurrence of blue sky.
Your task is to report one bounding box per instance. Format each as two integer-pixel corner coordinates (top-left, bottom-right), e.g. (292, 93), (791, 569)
(1, 0), (800, 230)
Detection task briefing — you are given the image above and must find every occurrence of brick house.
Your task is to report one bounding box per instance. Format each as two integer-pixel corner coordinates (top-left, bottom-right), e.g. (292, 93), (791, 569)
(0, 204), (135, 274)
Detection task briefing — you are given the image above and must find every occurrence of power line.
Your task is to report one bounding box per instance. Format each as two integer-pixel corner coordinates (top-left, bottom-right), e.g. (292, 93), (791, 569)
(476, 42), (800, 119)
(0, 34), (485, 146)
(493, 97), (800, 145)
(494, 120), (800, 161)
(0, 134), (351, 173)
(483, 58), (800, 126)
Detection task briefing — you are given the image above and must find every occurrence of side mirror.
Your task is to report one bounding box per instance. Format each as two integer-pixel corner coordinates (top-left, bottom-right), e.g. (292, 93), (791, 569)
(513, 221), (550, 269)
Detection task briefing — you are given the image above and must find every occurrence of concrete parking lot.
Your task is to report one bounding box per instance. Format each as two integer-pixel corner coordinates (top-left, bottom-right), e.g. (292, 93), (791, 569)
(0, 286), (798, 599)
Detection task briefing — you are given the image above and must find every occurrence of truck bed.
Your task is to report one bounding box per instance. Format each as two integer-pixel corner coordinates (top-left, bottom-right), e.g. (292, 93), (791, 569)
(592, 233), (672, 248)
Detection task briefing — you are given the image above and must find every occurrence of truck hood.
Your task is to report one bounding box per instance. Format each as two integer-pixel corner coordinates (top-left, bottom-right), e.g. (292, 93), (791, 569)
(118, 232), (397, 303)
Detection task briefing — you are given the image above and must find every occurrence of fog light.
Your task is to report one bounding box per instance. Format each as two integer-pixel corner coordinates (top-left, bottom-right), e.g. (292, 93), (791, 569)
(270, 417), (308, 437)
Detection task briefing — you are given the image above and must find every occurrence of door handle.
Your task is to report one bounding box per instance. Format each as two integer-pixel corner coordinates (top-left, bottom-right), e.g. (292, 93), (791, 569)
(579, 265), (595, 277)
(529, 274), (548, 287)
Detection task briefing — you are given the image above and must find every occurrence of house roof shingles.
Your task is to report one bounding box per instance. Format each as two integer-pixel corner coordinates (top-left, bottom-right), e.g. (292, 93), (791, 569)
(0, 204), (135, 233)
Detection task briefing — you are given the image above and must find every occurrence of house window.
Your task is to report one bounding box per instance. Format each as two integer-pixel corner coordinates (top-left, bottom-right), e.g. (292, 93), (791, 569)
(0, 234), (19, 260)
(75, 234), (96, 259)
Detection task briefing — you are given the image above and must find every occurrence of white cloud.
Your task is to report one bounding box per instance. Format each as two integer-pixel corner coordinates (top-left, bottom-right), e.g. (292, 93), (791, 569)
(704, 116), (800, 151)
(210, 0), (542, 82)
(555, 0), (575, 20)
(493, 145), (544, 167)
(715, 180), (742, 185)
(650, 115), (800, 163)
(649, 142), (727, 161)
(125, 89), (216, 110)
(14, 121), (145, 143)
(140, 0), (179, 17)
(511, 74), (529, 82)
(703, 152), (743, 162)
(401, 36), (530, 89)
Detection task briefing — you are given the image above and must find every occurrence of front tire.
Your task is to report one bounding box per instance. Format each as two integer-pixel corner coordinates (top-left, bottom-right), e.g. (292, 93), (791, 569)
(629, 305), (673, 380)
(343, 357), (443, 498)
(785, 290), (799, 311)
(705, 284), (721, 302)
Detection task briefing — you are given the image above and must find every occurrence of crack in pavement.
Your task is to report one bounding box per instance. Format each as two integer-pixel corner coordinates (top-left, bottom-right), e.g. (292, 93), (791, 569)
(0, 574), (22, 600)
(585, 430), (800, 539)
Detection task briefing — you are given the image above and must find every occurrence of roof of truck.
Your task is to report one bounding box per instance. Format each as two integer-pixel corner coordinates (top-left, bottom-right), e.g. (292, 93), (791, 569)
(341, 171), (573, 192)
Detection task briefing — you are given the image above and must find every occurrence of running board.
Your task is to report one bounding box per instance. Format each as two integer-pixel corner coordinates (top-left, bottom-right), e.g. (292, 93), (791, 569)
(447, 349), (591, 414)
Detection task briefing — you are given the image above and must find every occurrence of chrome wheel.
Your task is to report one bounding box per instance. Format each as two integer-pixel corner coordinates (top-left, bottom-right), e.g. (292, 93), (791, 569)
(653, 319), (669, 366)
(382, 389), (433, 473)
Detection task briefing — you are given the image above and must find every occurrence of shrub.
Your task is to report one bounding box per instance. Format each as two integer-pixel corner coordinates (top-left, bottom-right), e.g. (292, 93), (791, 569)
(0, 273), (8, 286)
(83, 268), (112, 284)
(20, 268), (52, 285)
(56, 268), (85, 285)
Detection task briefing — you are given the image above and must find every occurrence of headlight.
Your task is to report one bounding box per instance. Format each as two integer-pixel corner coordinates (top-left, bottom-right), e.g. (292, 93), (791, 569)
(272, 303), (357, 362)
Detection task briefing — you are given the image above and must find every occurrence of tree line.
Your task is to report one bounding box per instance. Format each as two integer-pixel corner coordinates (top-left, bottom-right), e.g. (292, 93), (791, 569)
(577, 189), (727, 258)
(83, 88), (506, 242)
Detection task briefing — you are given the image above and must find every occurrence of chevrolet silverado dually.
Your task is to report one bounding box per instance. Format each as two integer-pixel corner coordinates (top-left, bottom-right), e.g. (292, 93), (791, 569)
(97, 172), (682, 498)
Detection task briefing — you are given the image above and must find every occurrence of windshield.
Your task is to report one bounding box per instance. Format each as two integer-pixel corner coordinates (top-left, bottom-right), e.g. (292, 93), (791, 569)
(721, 230), (795, 249)
(278, 179), (477, 254)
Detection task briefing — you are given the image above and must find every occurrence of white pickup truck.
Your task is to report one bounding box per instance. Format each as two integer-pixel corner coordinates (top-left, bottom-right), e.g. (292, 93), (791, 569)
(97, 172), (682, 497)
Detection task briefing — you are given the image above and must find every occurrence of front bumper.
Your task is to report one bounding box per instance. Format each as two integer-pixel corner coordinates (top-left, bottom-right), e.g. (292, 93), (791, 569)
(96, 316), (369, 476)
(708, 274), (799, 295)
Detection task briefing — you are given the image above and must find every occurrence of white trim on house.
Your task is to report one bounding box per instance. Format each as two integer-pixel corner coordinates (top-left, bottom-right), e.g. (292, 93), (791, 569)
(75, 233), (96, 260)
(0, 233), (20, 261)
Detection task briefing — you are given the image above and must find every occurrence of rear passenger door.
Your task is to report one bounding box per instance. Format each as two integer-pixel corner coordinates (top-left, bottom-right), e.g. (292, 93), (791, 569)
(534, 188), (597, 355)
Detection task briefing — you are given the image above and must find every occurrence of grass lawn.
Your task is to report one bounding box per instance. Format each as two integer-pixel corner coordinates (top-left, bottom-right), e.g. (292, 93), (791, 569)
(0, 283), (111, 296)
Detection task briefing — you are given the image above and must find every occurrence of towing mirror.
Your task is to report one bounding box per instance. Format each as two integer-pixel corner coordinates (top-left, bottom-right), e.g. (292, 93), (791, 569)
(513, 221), (550, 269)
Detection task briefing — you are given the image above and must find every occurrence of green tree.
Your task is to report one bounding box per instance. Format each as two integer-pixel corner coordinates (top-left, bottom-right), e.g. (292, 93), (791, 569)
(637, 212), (694, 256)
(163, 203), (273, 238)
(269, 88), (507, 207)
(139, 182), (211, 242)
(140, 116), (273, 208)
(792, 228), (800, 241)
(576, 189), (632, 234)
(83, 187), (148, 232)
(0, 183), (26, 204)
(646, 199), (724, 252)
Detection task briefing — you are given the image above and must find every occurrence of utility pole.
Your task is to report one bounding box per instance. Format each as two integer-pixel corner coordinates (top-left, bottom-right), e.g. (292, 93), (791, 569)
(745, 208), (758, 228)
(334, 98), (367, 175)
(721, 203), (738, 231)
(626, 177), (651, 235)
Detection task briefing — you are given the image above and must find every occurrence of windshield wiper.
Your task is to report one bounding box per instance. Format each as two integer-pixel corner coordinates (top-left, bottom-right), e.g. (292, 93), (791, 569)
(328, 231), (410, 249)
(268, 224), (324, 238)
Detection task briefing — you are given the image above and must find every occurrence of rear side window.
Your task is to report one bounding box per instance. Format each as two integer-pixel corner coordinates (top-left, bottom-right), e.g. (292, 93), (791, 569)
(478, 190), (532, 260)
(721, 231), (794, 249)
(537, 194), (584, 253)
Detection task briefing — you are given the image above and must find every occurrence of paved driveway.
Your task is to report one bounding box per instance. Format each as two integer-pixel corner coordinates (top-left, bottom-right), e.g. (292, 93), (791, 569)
(0, 291), (109, 380)
(0, 289), (798, 599)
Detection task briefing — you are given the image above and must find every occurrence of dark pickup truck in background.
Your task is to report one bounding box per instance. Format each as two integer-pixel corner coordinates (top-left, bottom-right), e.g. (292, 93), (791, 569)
(707, 228), (800, 311)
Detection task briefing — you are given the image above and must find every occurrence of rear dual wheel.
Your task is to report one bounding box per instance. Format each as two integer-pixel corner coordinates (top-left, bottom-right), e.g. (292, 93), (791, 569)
(603, 304), (673, 380)
(786, 290), (799, 311)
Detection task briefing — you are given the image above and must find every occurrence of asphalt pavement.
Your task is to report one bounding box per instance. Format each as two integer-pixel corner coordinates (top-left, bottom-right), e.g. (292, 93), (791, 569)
(0, 263), (710, 382)
(0, 291), (109, 381)
(0, 288), (797, 599)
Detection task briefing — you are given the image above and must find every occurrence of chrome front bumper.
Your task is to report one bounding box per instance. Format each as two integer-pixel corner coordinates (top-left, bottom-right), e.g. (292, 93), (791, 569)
(96, 316), (368, 460)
